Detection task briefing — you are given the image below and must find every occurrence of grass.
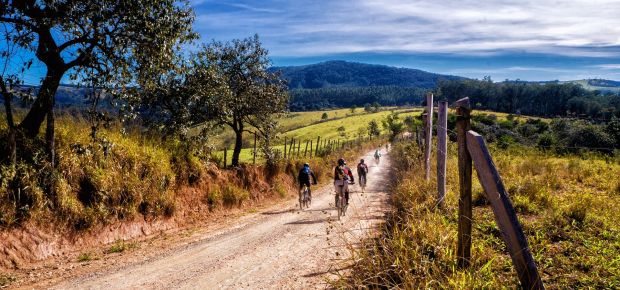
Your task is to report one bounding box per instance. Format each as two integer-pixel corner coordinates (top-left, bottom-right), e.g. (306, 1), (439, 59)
(212, 107), (422, 164)
(340, 141), (620, 289)
(0, 273), (16, 287)
(77, 252), (97, 262)
(105, 240), (138, 254)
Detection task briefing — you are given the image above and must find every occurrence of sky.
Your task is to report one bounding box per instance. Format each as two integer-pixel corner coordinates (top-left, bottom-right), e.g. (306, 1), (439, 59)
(191, 0), (620, 81)
(3, 0), (620, 84)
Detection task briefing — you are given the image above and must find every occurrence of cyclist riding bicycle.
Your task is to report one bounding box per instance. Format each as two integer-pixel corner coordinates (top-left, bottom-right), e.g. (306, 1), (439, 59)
(374, 149), (381, 161)
(357, 159), (368, 185)
(298, 163), (318, 200)
(334, 158), (354, 206)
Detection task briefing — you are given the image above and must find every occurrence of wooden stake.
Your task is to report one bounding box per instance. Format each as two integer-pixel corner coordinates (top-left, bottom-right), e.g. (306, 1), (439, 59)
(304, 140), (309, 157)
(284, 137), (287, 159)
(253, 132), (257, 165)
(223, 147), (228, 169)
(315, 136), (320, 155)
(437, 101), (448, 206)
(297, 140), (301, 157)
(424, 92), (434, 181)
(309, 140), (313, 157)
(456, 97), (472, 269)
(467, 130), (544, 290)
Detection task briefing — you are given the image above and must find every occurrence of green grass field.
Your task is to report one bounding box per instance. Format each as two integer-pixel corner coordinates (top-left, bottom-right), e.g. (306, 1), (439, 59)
(213, 107), (422, 164)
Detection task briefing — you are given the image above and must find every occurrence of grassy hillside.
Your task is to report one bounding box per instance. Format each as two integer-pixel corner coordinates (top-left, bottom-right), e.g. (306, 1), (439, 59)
(340, 142), (620, 288)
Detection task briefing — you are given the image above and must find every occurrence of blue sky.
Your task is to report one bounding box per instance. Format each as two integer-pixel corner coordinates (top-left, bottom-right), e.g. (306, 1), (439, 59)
(4, 0), (620, 84)
(191, 0), (620, 81)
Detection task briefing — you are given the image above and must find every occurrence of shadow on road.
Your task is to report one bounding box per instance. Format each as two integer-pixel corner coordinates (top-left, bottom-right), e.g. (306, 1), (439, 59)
(285, 218), (329, 225)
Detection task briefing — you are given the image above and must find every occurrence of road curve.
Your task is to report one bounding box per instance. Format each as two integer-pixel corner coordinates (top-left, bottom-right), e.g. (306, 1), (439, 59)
(50, 149), (391, 290)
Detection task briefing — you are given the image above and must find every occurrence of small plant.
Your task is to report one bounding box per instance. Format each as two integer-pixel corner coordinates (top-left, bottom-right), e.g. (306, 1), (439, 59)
(77, 252), (96, 262)
(321, 112), (328, 120)
(106, 240), (137, 254)
(0, 273), (16, 287)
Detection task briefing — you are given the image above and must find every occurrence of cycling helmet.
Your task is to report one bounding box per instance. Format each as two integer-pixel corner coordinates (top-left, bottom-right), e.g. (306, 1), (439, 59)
(337, 158), (345, 165)
(360, 159), (365, 163)
(304, 162), (310, 167)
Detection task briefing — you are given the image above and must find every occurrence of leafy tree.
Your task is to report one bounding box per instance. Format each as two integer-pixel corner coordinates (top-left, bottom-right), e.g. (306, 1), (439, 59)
(337, 126), (346, 138)
(199, 35), (288, 167)
(364, 103), (372, 112)
(321, 112), (328, 120)
(1, 0), (196, 165)
(372, 102), (381, 112)
(350, 105), (357, 113)
(368, 120), (380, 138)
(605, 116), (620, 148)
(382, 113), (404, 141)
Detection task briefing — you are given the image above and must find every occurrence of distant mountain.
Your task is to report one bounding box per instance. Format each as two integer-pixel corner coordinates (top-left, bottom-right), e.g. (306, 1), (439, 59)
(272, 60), (463, 110)
(272, 60), (462, 89)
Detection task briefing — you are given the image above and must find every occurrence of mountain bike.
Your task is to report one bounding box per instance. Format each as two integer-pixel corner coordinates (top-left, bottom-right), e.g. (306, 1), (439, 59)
(335, 181), (351, 220)
(300, 185), (311, 209)
(359, 174), (367, 193)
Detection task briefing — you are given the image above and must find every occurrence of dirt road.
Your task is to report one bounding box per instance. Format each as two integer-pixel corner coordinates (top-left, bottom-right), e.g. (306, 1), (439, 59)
(47, 150), (391, 289)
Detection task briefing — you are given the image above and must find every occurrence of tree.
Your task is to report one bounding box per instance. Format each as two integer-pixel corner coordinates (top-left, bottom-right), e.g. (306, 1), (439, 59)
(321, 112), (328, 120)
(364, 103), (372, 112)
(1, 0), (196, 165)
(350, 105), (356, 113)
(382, 113), (404, 141)
(372, 102), (381, 112)
(200, 35), (288, 167)
(337, 126), (346, 138)
(368, 120), (380, 137)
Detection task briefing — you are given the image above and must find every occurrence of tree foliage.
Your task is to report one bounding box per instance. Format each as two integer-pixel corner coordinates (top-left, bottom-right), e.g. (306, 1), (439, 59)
(198, 35), (288, 166)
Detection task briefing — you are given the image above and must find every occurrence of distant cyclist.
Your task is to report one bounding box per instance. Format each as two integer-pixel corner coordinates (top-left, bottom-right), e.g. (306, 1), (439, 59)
(334, 158), (354, 206)
(374, 149), (381, 162)
(298, 163), (317, 200)
(357, 159), (368, 184)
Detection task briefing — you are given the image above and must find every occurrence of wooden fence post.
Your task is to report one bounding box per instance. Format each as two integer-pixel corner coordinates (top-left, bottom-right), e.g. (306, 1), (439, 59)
(253, 132), (257, 165)
(315, 136), (320, 155)
(309, 140), (313, 157)
(289, 139), (295, 157)
(456, 97), (472, 269)
(223, 147), (228, 169)
(297, 140), (301, 157)
(424, 92), (434, 181)
(437, 101), (448, 206)
(304, 140), (309, 157)
(467, 130), (544, 290)
(284, 137), (287, 159)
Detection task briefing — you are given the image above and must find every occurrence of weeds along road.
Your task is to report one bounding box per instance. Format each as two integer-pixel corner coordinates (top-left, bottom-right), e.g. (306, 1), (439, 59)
(48, 149), (392, 290)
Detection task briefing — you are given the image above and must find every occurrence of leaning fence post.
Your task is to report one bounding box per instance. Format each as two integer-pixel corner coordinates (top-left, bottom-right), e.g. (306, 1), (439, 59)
(467, 130), (544, 290)
(289, 139), (295, 157)
(437, 101), (448, 206)
(424, 92), (434, 181)
(456, 97), (472, 268)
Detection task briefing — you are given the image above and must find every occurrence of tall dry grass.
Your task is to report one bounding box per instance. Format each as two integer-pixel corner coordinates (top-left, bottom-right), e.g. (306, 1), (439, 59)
(339, 141), (620, 289)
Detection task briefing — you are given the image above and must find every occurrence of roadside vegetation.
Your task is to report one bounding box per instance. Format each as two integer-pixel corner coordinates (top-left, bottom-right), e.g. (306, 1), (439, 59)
(340, 128), (620, 288)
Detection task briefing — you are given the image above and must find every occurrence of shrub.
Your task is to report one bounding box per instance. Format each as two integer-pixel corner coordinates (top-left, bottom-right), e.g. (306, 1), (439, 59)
(222, 184), (249, 207)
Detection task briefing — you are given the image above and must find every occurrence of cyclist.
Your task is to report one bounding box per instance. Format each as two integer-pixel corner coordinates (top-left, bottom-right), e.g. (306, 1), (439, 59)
(374, 149), (381, 162)
(357, 159), (369, 186)
(334, 158), (354, 206)
(298, 163), (318, 201)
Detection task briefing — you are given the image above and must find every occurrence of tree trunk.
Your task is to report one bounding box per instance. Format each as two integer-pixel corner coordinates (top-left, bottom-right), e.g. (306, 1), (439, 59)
(19, 69), (63, 138)
(232, 123), (244, 167)
(1, 81), (16, 167)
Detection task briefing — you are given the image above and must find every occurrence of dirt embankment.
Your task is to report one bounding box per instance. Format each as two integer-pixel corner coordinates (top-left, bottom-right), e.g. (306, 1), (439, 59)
(11, 149), (391, 289)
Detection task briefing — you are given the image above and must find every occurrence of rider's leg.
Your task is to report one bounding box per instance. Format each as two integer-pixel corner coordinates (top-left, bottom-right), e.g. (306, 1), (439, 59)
(343, 183), (349, 205)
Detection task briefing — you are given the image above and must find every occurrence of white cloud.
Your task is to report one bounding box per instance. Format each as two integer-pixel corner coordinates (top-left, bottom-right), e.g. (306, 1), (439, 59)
(192, 0), (620, 57)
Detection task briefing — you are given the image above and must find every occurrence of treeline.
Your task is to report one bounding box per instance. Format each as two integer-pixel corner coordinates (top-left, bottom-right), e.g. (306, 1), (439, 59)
(289, 86), (427, 111)
(437, 78), (620, 119)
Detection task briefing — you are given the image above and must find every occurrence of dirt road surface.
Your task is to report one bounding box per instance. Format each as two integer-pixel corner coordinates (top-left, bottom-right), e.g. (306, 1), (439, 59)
(41, 150), (391, 289)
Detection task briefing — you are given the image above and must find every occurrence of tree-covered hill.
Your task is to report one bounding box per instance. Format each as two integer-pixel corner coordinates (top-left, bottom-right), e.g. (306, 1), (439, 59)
(272, 60), (462, 89)
(272, 60), (462, 110)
